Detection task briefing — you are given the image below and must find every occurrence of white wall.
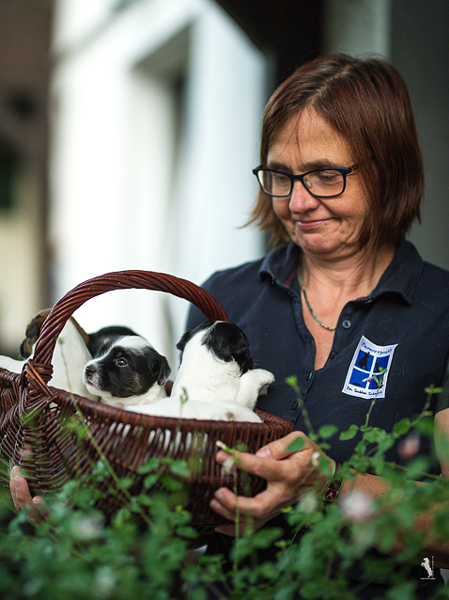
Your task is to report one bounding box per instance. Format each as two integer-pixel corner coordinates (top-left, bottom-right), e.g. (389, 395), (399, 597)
(49, 0), (266, 364)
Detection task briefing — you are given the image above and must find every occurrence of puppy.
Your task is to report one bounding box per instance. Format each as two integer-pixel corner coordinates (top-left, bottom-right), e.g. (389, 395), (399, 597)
(0, 314), (95, 400)
(19, 309), (90, 360)
(82, 331), (171, 409)
(170, 321), (274, 410)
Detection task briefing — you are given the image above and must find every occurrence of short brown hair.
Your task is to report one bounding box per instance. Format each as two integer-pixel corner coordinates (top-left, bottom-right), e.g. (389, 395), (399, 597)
(249, 54), (424, 250)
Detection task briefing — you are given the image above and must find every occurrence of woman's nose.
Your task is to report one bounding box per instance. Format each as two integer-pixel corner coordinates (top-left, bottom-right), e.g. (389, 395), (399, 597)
(288, 180), (320, 213)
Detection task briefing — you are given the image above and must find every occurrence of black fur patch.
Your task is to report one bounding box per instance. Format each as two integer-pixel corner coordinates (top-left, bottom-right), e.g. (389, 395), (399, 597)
(177, 321), (253, 374)
(88, 326), (137, 358)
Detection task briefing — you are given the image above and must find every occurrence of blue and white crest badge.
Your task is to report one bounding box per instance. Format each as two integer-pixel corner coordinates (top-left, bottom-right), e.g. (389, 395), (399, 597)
(342, 336), (397, 399)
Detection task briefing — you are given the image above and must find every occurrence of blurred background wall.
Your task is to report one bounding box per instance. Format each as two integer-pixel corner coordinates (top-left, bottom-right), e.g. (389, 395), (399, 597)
(0, 0), (447, 367)
(0, 0), (50, 353)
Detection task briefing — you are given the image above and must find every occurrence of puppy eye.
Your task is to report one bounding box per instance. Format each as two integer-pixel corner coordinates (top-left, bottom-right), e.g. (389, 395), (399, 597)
(116, 358), (128, 367)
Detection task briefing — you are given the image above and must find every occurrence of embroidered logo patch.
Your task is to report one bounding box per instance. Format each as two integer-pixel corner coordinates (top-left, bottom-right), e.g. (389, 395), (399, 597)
(342, 336), (397, 399)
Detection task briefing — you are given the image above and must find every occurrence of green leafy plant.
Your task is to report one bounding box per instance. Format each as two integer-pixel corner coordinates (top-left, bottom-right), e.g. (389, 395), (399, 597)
(1, 378), (449, 599)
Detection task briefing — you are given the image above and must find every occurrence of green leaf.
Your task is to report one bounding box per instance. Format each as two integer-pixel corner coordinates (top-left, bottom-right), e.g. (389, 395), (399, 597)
(160, 475), (184, 491)
(286, 437), (306, 452)
(116, 477), (134, 491)
(169, 460), (190, 478)
(339, 424), (359, 440)
(424, 385), (443, 395)
(138, 457), (160, 474)
(404, 456), (431, 480)
(144, 473), (160, 490)
(318, 424), (338, 439)
(415, 417), (434, 437)
(393, 418), (411, 437)
(176, 526), (198, 539)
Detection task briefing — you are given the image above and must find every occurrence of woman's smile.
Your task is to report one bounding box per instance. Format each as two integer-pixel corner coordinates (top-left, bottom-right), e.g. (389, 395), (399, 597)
(295, 217), (333, 230)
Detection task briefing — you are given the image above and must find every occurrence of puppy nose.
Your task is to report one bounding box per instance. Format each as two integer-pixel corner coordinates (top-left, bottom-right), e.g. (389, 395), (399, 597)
(85, 364), (96, 376)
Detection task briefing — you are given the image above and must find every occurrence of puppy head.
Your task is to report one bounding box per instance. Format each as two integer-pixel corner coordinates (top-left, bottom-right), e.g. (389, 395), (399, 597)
(20, 309), (50, 358)
(83, 336), (171, 399)
(19, 309), (89, 360)
(177, 321), (253, 374)
(87, 325), (138, 358)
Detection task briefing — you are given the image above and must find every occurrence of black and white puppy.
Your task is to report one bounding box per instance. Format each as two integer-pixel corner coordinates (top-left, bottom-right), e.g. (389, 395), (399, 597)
(83, 328), (171, 409)
(170, 321), (274, 410)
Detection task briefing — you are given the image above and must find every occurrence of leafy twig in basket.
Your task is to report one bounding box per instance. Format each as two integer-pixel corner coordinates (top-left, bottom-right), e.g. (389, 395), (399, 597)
(215, 439), (256, 571)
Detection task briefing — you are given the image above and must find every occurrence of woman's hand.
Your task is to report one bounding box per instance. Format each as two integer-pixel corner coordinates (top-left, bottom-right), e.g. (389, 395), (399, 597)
(210, 431), (332, 536)
(10, 466), (48, 524)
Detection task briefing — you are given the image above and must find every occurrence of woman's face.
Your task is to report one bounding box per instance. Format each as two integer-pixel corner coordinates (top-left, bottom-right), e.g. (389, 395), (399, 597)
(267, 109), (370, 261)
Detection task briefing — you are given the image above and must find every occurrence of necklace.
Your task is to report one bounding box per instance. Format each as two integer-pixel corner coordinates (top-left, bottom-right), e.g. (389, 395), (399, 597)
(298, 267), (337, 332)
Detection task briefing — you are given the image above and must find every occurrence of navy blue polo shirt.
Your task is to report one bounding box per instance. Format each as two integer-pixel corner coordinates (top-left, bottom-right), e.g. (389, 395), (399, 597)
(186, 240), (449, 598)
(187, 240), (449, 465)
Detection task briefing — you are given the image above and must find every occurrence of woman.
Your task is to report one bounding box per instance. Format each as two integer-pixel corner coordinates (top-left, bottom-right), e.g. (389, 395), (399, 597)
(10, 54), (449, 597)
(184, 54), (449, 598)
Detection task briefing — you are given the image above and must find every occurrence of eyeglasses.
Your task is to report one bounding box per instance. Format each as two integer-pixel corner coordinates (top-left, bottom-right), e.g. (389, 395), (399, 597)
(252, 164), (358, 198)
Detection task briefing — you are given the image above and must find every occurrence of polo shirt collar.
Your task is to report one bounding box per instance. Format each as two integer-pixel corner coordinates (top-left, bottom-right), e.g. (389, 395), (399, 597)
(259, 240), (423, 305)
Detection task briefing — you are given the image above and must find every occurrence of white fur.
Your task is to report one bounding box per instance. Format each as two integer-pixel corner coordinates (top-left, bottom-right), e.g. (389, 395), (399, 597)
(170, 326), (274, 410)
(0, 319), (96, 400)
(126, 396), (262, 423)
(92, 383), (167, 409)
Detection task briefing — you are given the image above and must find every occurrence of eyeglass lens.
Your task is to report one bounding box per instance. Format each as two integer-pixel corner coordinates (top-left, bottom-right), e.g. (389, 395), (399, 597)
(258, 169), (346, 197)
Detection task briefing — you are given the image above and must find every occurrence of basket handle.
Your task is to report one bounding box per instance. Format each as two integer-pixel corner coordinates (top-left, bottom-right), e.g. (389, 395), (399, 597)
(31, 270), (229, 379)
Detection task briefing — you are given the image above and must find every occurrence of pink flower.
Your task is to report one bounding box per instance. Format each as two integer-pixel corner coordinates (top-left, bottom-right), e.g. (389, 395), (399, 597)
(398, 431), (420, 460)
(340, 491), (374, 521)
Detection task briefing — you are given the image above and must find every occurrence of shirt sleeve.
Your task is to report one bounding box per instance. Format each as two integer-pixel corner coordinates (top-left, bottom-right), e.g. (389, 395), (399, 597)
(434, 365), (449, 414)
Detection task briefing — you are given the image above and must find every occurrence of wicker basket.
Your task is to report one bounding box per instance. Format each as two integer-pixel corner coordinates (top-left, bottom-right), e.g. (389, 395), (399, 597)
(0, 271), (293, 532)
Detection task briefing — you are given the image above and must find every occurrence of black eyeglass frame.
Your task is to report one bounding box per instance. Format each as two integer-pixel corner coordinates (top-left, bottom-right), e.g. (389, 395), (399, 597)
(252, 164), (358, 198)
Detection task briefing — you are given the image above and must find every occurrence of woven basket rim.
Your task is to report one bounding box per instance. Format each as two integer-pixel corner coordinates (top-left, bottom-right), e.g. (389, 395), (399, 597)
(42, 384), (291, 431)
(29, 269), (229, 383)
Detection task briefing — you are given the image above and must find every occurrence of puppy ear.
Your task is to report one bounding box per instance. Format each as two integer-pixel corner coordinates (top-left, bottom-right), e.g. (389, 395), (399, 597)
(20, 308), (51, 359)
(176, 322), (212, 353)
(205, 322), (254, 374)
(155, 354), (171, 386)
(176, 330), (192, 353)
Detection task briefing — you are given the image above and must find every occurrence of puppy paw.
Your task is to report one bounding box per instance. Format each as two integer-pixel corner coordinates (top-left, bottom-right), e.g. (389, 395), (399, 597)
(235, 369), (275, 409)
(252, 369), (275, 395)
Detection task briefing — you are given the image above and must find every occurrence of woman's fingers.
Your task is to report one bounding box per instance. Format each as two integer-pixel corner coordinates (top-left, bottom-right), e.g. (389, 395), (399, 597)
(10, 466), (31, 511)
(255, 431), (309, 459)
(10, 466), (47, 523)
(210, 488), (272, 536)
(211, 432), (331, 535)
(212, 482), (286, 518)
(215, 433), (315, 485)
